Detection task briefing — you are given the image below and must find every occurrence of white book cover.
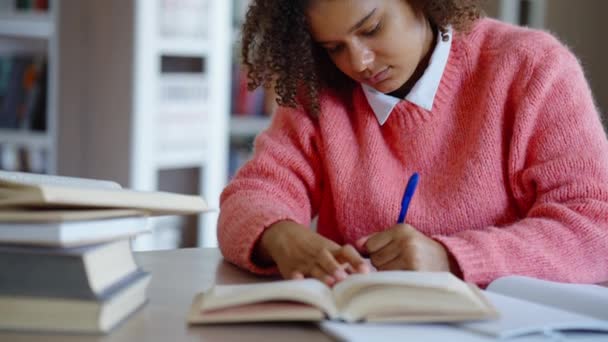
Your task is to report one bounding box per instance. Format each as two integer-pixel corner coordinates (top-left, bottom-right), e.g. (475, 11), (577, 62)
(0, 215), (150, 247)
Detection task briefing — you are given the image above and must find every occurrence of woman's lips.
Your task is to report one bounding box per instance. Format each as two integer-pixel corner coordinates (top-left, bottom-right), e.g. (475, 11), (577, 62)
(366, 67), (390, 85)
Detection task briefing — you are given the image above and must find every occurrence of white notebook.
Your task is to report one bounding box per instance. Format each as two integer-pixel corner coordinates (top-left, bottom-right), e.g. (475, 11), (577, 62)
(321, 275), (608, 341)
(486, 275), (608, 321)
(457, 276), (608, 338)
(321, 320), (608, 342)
(458, 292), (608, 339)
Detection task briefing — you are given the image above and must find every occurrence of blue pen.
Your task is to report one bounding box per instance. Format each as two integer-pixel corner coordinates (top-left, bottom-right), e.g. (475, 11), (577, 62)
(397, 172), (419, 224)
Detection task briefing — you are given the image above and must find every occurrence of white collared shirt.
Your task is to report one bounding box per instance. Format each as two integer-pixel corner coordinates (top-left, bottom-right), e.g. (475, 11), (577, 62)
(362, 26), (452, 125)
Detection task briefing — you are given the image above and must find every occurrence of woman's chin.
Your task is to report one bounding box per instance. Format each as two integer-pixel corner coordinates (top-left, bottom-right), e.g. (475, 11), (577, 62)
(370, 80), (399, 95)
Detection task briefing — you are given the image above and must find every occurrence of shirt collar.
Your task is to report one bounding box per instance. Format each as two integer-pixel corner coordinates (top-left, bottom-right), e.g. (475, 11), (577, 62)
(362, 26), (452, 125)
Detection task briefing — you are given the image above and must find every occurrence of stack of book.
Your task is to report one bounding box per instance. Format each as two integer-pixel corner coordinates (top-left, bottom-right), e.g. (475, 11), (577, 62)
(0, 170), (209, 333)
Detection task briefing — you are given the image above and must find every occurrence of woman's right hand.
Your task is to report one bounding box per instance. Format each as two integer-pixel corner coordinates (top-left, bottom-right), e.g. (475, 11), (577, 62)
(254, 220), (370, 286)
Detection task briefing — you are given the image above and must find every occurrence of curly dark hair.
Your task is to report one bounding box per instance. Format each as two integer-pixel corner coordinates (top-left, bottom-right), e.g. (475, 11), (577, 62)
(241, 0), (484, 116)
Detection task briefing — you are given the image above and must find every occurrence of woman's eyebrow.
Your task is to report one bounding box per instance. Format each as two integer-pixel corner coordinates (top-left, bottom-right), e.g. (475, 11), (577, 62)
(347, 8), (377, 34)
(317, 8), (377, 45)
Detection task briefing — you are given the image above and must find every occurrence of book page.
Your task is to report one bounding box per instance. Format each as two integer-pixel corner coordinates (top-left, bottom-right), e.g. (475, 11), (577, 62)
(200, 279), (339, 318)
(332, 272), (462, 304)
(332, 271), (468, 307)
(332, 271), (492, 322)
(0, 170), (121, 190)
(487, 276), (608, 320)
(189, 295), (324, 324)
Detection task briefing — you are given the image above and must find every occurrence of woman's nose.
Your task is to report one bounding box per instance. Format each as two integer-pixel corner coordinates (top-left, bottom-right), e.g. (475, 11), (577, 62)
(350, 44), (374, 73)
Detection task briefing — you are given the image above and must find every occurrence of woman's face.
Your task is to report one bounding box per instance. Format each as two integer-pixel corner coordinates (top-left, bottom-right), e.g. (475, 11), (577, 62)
(306, 0), (434, 94)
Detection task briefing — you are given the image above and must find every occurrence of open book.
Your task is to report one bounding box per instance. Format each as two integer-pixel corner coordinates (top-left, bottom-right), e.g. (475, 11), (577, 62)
(0, 171), (209, 215)
(187, 271), (498, 324)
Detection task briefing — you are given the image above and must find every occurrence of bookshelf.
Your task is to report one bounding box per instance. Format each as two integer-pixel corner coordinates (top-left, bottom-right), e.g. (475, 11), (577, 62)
(227, 0), (273, 179)
(0, 129), (48, 147)
(230, 116), (271, 139)
(0, 0), (232, 250)
(0, 0), (230, 250)
(0, 12), (53, 38)
(0, 0), (56, 175)
(55, 0), (231, 250)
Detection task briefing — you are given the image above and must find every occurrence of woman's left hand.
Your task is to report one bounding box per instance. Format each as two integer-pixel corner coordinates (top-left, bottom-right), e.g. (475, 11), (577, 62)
(356, 224), (453, 272)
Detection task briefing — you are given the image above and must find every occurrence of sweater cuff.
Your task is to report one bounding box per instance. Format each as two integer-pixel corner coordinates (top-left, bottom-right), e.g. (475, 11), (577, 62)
(432, 234), (498, 288)
(218, 193), (310, 276)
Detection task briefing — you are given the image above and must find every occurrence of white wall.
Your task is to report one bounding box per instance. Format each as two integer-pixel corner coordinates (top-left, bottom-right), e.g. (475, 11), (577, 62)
(543, 0), (607, 117)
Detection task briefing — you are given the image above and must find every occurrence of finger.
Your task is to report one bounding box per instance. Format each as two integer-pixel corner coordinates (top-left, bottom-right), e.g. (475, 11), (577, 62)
(355, 236), (370, 253)
(363, 231), (393, 254)
(335, 244), (370, 274)
(310, 265), (336, 286)
(369, 241), (401, 267)
(363, 259), (377, 272)
(376, 255), (406, 271)
(317, 249), (348, 281)
(376, 248), (420, 271)
(290, 271), (304, 280)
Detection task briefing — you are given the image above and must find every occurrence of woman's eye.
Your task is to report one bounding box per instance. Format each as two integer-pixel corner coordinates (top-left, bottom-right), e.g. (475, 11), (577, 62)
(326, 45), (344, 54)
(363, 22), (381, 36)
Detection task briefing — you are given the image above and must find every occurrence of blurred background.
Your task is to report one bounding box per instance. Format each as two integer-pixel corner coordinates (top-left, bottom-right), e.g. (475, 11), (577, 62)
(0, 0), (605, 251)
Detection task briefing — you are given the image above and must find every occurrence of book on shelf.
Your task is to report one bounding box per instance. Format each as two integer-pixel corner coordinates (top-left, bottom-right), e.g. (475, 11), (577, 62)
(0, 239), (140, 299)
(187, 271), (498, 324)
(0, 145), (48, 174)
(321, 275), (608, 341)
(228, 143), (253, 179)
(0, 55), (47, 131)
(13, 0), (49, 11)
(0, 270), (151, 334)
(24, 57), (47, 132)
(0, 55), (29, 129)
(0, 170), (209, 215)
(230, 63), (277, 118)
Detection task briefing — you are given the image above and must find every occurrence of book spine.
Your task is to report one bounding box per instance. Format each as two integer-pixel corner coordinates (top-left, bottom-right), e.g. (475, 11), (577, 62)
(0, 252), (96, 299)
(0, 56), (30, 129)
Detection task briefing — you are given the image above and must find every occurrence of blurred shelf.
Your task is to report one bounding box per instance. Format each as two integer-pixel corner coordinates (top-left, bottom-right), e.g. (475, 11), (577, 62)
(156, 148), (209, 170)
(158, 37), (209, 56)
(0, 13), (53, 38)
(230, 116), (271, 138)
(0, 129), (50, 148)
(158, 102), (209, 115)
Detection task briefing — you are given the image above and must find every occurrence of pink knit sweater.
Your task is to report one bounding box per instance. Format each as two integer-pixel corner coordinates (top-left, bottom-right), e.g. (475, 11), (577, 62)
(218, 19), (608, 287)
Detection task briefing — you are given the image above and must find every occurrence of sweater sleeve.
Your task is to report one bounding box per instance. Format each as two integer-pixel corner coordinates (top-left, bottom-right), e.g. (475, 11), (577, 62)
(434, 42), (608, 287)
(217, 105), (323, 274)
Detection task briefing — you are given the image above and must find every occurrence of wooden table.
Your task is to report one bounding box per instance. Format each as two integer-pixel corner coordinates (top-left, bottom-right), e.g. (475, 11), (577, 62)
(0, 248), (333, 342)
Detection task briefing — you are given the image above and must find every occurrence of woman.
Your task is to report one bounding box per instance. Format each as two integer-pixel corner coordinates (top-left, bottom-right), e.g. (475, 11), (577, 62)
(218, 0), (608, 287)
